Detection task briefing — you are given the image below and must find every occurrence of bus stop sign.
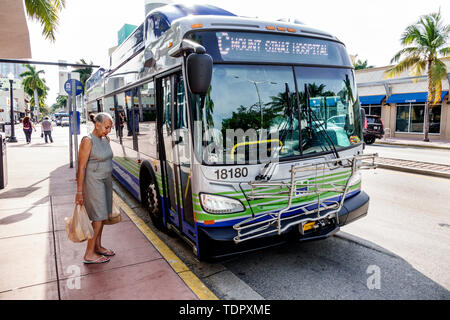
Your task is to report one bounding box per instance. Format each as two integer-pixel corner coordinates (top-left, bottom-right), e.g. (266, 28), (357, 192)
(64, 79), (83, 96)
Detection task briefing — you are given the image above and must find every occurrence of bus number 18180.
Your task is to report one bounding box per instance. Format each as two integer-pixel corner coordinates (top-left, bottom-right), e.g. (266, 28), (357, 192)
(214, 168), (248, 180)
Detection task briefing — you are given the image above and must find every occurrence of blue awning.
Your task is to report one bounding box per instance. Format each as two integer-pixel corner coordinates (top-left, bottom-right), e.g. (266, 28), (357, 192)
(359, 95), (385, 105)
(386, 91), (448, 104)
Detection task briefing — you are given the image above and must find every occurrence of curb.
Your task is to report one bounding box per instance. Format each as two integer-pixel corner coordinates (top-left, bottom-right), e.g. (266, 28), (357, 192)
(375, 141), (450, 151)
(112, 192), (219, 300)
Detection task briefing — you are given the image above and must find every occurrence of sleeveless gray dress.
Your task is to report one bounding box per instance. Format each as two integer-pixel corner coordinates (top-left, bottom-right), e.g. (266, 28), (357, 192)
(83, 133), (113, 222)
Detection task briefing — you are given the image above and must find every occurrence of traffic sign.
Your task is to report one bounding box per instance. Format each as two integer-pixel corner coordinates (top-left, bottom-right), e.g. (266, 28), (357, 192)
(59, 71), (80, 95)
(64, 79), (83, 96)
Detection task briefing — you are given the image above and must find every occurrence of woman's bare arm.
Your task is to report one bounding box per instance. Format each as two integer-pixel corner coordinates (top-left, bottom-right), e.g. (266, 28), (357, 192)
(75, 137), (92, 204)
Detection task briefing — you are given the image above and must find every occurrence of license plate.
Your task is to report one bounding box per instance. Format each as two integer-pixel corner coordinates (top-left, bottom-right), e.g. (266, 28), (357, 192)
(373, 126), (379, 130)
(302, 222), (315, 231)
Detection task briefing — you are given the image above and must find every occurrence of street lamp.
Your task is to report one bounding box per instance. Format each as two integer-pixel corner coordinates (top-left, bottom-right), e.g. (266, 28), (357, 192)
(233, 75), (277, 127)
(7, 72), (17, 143)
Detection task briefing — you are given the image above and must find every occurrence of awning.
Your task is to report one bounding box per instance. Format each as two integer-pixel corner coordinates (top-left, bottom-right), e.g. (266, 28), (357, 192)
(359, 95), (385, 105)
(386, 91), (448, 104)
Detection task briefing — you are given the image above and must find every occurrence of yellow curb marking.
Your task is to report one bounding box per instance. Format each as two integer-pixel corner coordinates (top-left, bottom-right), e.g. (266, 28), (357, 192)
(113, 192), (218, 300)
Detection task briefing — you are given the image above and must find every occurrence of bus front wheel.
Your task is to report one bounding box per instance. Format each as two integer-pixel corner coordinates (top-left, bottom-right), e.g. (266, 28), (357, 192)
(143, 178), (165, 230)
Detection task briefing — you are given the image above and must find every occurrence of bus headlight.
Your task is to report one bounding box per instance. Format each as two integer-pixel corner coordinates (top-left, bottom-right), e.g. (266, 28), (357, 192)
(200, 193), (245, 214)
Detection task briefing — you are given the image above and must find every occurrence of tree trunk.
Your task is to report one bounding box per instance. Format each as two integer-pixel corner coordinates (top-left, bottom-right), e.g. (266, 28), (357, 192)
(424, 59), (432, 142)
(34, 89), (39, 123)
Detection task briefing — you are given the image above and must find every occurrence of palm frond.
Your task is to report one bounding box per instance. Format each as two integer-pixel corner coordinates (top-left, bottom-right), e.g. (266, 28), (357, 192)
(385, 56), (421, 78)
(439, 46), (450, 57)
(24, 0), (64, 41)
(411, 60), (427, 80)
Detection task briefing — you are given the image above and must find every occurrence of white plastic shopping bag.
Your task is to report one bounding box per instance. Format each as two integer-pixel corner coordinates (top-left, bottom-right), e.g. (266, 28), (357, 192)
(65, 204), (94, 242)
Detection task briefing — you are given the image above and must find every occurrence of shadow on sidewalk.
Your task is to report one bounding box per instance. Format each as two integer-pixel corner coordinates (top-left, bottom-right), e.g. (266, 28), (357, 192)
(0, 177), (49, 199)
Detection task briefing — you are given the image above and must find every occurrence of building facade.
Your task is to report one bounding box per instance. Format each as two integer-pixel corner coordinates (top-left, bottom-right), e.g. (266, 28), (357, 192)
(356, 57), (450, 140)
(0, 63), (29, 123)
(0, 0), (31, 59)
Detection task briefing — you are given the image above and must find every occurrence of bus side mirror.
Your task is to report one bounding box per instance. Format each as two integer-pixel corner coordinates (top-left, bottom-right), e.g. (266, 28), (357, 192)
(186, 53), (212, 95)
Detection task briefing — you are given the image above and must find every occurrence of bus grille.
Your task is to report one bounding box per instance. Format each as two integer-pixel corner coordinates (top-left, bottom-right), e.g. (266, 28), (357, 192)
(233, 154), (377, 243)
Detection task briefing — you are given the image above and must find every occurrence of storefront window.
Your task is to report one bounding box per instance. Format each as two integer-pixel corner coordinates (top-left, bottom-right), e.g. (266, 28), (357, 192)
(410, 105), (424, 133)
(395, 104), (441, 134)
(395, 105), (409, 132)
(430, 106), (441, 134)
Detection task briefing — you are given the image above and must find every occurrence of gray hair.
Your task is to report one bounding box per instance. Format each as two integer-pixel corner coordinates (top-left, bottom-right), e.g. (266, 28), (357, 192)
(90, 112), (113, 124)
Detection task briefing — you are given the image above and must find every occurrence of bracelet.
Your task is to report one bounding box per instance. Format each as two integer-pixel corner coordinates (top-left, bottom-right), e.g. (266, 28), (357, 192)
(76, 192), (82, 194)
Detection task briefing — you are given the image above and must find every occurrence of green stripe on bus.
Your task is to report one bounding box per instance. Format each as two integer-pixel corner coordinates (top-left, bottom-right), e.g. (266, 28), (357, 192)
(113, 157), (140, 177)
(113, 156), (140, 170)
(194, 183), (361, 221)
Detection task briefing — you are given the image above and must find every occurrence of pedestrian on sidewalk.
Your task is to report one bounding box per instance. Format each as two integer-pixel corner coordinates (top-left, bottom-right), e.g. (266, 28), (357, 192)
(75, 112), (115, 264)
(41, 116), (54, 143)
(22, 116), (35, 144)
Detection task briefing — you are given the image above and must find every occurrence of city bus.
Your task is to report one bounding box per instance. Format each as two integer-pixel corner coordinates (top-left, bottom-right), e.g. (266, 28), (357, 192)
(54, 111), (69, 126)
(85, 3), (376, 260)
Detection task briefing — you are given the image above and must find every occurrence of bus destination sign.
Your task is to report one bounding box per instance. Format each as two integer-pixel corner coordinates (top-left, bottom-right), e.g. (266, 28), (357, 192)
(217, 32), (329, 57)
(187, 31), (351, 66)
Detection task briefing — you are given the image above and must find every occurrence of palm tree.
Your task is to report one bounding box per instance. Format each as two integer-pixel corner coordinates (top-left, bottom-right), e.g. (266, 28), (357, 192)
(20, 64), (47, 121)
(385, 10), (449, 142)
(354, 59), (374, 70)
(24, 0), (66, 41)
(72, 59), (94, 94)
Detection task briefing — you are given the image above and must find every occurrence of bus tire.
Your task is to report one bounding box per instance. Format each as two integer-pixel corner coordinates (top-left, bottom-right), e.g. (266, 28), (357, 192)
(141, 169), (165, 230)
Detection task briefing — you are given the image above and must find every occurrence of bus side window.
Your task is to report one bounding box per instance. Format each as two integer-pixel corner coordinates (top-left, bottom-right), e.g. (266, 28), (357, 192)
(117, 92), (134, 150)
(113, 93), (125, 144)
(162, 77), (172, 134)
(175, 74), (187, 129)
(139, 81), (158, 158)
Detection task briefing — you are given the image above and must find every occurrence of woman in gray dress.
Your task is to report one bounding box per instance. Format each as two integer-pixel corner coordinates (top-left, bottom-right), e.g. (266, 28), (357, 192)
(75, 113), (115, 264)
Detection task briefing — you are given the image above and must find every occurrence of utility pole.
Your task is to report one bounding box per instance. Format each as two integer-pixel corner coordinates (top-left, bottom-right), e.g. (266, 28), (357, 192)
(72, 78), (79, 175)
(68, 73), (73, 168)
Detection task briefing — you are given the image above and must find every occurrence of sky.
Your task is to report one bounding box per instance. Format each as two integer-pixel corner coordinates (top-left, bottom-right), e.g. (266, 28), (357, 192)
(26, 0), (450, 105)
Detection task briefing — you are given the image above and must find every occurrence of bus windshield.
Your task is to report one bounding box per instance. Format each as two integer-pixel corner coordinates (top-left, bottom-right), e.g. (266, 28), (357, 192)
(190, 64), (362, 165)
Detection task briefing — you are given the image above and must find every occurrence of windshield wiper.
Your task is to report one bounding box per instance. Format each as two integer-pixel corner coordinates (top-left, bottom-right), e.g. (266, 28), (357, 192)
(304, 83), (340, 159)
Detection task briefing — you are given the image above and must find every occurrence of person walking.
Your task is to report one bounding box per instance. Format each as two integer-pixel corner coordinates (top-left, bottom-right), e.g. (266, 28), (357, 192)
(22, 116), (35, 144)
(41, 116), (53, 143)
(75, 112), (115, 264)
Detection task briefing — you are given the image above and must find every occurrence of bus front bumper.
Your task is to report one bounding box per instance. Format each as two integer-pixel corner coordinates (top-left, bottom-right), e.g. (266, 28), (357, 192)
(198, 191), (369, 260)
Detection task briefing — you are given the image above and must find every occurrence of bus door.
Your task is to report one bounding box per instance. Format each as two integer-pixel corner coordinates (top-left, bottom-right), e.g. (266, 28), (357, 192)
(158, 73), (195, 237)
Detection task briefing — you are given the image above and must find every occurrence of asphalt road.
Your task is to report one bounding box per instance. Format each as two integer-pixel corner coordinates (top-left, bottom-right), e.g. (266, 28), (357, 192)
(220, 168), (450, 299)
(367, 143), (450, 165)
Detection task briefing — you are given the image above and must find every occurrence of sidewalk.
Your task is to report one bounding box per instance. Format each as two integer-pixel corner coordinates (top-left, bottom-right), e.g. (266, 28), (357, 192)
(0, 127), (204, 300)
(374, 136), (450, 150)
(371, 137), (450, 179)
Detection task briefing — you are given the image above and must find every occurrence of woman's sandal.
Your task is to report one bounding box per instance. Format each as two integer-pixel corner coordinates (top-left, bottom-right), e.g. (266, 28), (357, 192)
(95, 249), (115, 257)
(83, 255), (110, 264)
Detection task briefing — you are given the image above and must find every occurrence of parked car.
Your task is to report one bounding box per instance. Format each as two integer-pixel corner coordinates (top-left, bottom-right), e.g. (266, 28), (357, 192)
(363, 115), (384, 144)
(61, 116), (70, 127)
